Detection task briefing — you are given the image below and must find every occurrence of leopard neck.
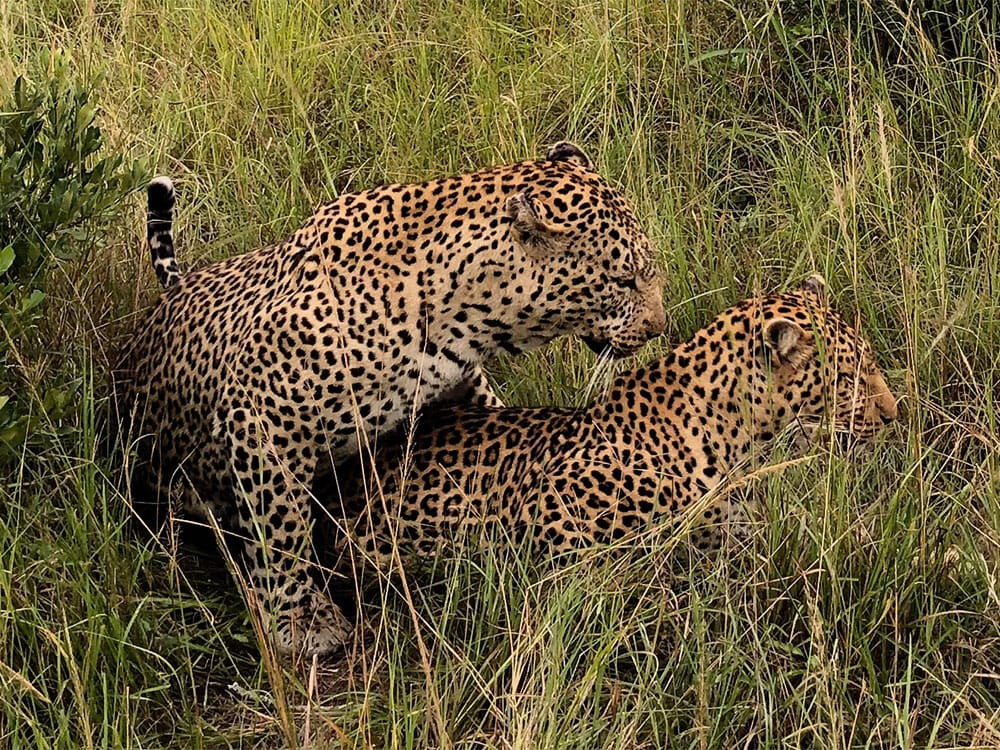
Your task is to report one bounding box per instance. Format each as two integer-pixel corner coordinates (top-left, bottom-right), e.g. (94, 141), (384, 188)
(589, 335), (784, 490)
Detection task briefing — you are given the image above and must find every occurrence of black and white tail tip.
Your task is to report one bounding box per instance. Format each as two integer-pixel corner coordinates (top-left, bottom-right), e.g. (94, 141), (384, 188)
(147, 176), (180, 289)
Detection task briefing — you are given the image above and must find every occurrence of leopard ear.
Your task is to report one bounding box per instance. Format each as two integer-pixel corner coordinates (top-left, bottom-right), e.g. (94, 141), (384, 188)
(505, 191), (570, 258)
(799, 274), (827, 303)
(762, 318), (809, 367)
(546, 141), (592, 170)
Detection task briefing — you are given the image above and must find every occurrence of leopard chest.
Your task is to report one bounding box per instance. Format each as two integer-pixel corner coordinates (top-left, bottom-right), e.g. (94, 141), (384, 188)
(315, 340), (482, 460)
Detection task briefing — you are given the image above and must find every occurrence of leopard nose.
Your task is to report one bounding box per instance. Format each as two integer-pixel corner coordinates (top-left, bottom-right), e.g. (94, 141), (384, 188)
(646, 304), (667, 339)
(875, 389), (898, 421)
(867, 369), (898, 422)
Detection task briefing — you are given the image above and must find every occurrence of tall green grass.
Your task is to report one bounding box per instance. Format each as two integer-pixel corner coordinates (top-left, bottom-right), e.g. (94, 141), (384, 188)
(2, 0), (999, 746)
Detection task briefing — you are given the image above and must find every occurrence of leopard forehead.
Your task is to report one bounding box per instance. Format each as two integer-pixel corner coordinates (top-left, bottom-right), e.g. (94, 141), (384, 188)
(698, 291), (829, 333)
(753, 291), (868, 358)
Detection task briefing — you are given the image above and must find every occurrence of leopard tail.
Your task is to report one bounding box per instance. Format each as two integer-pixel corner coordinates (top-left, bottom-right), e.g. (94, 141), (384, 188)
(147, 176), (180, 289)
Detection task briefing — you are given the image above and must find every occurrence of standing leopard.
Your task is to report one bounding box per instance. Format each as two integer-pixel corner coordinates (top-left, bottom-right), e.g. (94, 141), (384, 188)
(323, 276), (898, 568)
(113, 142), (667, 655)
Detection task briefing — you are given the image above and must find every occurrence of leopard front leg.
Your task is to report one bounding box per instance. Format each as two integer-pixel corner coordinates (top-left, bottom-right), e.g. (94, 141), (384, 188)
(226, 406), (352, 656)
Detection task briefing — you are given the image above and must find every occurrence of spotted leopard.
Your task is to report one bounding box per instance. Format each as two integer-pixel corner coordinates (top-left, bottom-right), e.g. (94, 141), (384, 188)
(323, 276), (898, 568)
(113, 142), (666, 655)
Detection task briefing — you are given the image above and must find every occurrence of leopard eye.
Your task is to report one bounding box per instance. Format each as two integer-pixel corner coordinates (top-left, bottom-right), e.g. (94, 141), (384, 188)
(614, 276), (639, 292)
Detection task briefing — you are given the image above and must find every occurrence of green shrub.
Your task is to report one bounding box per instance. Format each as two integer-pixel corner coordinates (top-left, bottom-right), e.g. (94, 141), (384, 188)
(0, 48), (145, 460)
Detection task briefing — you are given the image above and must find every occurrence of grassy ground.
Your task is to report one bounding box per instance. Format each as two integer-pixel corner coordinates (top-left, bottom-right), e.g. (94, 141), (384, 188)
(2, 0), (1000, 747)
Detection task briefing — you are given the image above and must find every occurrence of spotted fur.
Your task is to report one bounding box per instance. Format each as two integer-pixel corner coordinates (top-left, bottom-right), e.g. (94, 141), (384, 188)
(325, 277), (898, 568)
(114, 143), (666, 655)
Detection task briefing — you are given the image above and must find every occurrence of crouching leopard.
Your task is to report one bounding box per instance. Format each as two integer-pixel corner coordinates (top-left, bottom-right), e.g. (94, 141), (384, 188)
(113, 142), (666, 656)
(323, 276), (898, 567)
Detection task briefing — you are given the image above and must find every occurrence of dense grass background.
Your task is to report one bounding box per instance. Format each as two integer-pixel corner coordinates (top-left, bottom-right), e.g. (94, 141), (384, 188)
(2, 0), (999, 746)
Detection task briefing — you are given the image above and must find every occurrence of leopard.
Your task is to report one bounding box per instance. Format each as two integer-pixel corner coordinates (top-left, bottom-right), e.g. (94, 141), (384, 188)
(321, 276), (899, 571)
(112, 142), (667, 656)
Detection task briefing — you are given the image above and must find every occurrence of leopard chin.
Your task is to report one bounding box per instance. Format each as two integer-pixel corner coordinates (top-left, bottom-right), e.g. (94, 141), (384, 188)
(582, 336), (639, 359)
